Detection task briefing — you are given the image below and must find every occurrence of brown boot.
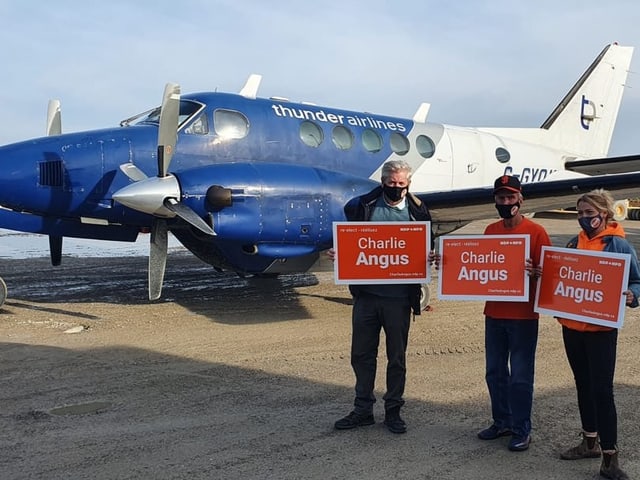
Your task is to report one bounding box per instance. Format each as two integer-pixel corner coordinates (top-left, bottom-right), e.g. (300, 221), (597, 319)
(560, 432), (601, 460)
(600, 451), (629, 480)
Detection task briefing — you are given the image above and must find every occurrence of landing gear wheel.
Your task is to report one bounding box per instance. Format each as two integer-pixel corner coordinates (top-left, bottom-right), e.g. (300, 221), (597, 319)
(0, 277), (6, 308)
(420, 284), (430, 311)
(613, 199), (629, 221)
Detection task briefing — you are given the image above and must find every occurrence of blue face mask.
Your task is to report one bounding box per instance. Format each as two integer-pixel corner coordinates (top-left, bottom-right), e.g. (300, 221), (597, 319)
(579, 214), (604, 235)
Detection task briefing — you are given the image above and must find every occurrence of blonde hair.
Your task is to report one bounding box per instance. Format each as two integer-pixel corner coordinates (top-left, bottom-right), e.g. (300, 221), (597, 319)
(576, 189), (615, 222)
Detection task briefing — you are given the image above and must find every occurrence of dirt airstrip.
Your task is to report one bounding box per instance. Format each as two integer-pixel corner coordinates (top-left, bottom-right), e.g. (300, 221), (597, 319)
(1, 217), (640, 479)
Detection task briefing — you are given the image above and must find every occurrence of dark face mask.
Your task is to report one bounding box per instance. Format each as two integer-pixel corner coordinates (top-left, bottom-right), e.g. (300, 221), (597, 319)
(579, 214), (603, 235)
(382, 185), (407, 203)
(495, 202), (520, 219)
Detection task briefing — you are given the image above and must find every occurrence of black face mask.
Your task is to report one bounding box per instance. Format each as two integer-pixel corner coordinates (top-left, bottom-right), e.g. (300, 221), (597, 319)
(579, 214), (604, 235)
(382, 185), (407, 203)
(495, 202), (520, 219)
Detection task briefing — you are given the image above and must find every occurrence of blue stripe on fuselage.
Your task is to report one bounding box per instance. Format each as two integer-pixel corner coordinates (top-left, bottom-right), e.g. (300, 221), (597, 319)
(179, 92), (414, 178)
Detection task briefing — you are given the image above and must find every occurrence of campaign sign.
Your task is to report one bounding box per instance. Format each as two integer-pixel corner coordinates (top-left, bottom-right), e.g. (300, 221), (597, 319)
(534, 246), (630, 328)
(333, 221), (430, 284)
(438, 234), (530, 301)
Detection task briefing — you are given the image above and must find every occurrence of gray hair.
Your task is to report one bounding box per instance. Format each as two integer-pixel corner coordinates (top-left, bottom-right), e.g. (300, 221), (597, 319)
(381, 160), (412, 182)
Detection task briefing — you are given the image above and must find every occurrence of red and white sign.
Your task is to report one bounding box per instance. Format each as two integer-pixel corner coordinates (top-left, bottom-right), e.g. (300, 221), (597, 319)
(333, 221), (430, 284)
(438, 234), (530, 301)
(534, 246), (630, 328)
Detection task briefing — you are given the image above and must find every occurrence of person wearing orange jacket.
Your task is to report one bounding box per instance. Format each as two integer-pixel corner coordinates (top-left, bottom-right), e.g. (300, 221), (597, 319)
(555, 189), (640, 480)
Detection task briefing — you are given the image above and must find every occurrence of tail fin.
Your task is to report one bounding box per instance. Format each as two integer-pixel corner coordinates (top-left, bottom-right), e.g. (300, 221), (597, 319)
(541, 43), (633, 158)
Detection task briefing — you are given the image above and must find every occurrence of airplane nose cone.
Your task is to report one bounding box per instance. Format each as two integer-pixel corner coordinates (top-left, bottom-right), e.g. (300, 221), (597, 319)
(113, 175), (181, 217)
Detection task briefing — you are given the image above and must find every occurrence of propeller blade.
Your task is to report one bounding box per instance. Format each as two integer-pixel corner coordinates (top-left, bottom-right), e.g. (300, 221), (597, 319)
(119, 163), (148, 182)
(157, 83), (180, 178)
(46, 100), (61, 136)
(164, 198), (215, 236)
(49, 235), (62, 266)
(239, 74), (262, 99)
(149, 219), (168, 300)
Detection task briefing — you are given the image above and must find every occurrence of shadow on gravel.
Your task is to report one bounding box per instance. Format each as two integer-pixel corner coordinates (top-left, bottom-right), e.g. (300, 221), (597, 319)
(0, 252), (327, 323)
(1, 341), (640, 480)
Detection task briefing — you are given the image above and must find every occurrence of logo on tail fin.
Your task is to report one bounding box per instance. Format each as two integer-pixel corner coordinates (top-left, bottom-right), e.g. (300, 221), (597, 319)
(580, 95), (596, 130)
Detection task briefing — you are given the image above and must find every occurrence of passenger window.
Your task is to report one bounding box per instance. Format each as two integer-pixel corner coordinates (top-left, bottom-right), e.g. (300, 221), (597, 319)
(214, 109), (249, 139)
(362, 128), (382, 153)
(184, 112), (209, 135)
(416, 135), (435, 158)
(331, 125), (354, 150)
(495, 147), (511, 163)
(390, 132), (409, 155)
(299, 121), (324, 147)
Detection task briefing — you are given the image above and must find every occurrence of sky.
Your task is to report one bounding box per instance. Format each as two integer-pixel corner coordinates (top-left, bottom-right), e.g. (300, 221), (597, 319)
(1, 0), (640, 158)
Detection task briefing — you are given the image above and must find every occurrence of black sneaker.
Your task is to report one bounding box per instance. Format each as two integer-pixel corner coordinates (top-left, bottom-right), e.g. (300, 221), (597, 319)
(334, 411), (375, 430)
(384, 410), (407, 434)
(477, 424), (512, 440)
(508, 434), (531, 452)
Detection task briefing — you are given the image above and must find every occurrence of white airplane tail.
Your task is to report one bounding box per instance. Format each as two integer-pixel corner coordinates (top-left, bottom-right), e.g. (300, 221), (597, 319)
(541, 43), (633, 158)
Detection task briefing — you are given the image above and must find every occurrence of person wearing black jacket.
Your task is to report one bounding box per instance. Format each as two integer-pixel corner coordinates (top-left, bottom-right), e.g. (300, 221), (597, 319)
(334, 160), (433, 434)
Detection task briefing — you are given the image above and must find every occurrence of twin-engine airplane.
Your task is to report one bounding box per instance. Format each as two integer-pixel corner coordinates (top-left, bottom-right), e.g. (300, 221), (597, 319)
(1, 43), (639, 300)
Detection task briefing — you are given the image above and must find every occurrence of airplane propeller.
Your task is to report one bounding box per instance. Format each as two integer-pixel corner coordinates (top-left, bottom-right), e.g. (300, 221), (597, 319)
(113, 83), (215, 300)
(46, 99), (63, 266)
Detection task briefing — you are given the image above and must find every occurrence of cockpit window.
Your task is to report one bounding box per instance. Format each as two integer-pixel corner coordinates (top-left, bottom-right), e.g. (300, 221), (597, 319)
(120, 100), (204, 128)
(213, 109), (249, 139)
(184, 112), (209, 135)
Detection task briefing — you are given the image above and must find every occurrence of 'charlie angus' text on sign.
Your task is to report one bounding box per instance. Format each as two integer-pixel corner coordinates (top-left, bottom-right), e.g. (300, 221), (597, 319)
(332, 222), (430, 284)
(355, 235), (409, 269)
(438, 235), (530, 301)
(534, 246), (630, 328)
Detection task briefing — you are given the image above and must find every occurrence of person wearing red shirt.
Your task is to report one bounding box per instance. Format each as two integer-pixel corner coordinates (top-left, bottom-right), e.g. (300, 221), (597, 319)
(476, 175), (551, 452)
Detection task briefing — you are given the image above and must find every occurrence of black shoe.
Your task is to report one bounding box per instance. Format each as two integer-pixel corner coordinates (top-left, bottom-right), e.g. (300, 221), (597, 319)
(334, 411), (375, 430)
(384, 410), (407, 434)
(477, 424), (512, 440)
(508, 434), (531, 452)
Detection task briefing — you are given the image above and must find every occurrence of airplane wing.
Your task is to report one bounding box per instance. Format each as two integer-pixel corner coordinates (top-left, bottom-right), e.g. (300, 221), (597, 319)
(565, 154), (640, 175)
(421, 171), (640, 235)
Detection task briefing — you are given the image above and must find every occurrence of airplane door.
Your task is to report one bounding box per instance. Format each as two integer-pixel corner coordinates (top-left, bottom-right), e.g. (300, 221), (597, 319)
(447, 129), (485, 189)
(406, 124), (453, 192)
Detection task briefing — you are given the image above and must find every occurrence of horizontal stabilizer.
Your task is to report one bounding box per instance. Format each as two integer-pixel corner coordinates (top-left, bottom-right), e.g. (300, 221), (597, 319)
(422, 171), (640, 232)
(565, 154), (640, 175)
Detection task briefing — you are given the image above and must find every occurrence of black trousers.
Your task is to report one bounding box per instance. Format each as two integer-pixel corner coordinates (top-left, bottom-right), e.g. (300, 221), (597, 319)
(562, 326), (618, 450)
(350, 293), (411, 415)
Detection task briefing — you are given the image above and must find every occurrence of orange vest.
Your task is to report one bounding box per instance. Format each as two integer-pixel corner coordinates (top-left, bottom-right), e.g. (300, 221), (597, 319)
(557, 223), (626, 332)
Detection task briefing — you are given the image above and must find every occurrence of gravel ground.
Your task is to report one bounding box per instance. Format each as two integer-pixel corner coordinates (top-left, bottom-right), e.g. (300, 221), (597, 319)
(1, 216), (640, 480)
